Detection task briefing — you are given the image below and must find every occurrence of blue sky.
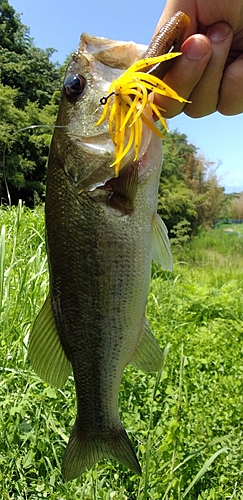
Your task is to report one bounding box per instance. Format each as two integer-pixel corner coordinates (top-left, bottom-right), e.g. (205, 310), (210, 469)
(10, 0), (243, 192)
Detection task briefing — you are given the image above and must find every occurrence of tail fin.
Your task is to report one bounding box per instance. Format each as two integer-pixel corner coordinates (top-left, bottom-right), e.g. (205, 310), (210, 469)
(62, 419), (141, 480)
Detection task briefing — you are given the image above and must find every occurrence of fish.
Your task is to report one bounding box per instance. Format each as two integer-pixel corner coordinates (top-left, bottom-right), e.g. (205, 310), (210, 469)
(29, 12), (190, 480)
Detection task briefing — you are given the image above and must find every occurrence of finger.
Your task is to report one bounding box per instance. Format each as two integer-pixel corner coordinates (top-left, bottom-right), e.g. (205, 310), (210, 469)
(184, 22), (233, 117)
(217, 55), (243, 114)
(153, 35), (212, 118)
(155, 0), (243, 34)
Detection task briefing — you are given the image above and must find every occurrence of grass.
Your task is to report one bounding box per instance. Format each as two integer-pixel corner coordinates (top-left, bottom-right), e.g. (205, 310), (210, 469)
(0, 203), (243, 499)
(217, 222), (243, 237)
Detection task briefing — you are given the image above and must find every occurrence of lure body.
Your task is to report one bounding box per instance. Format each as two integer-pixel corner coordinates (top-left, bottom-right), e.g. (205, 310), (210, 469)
(142, 11), (190, 79)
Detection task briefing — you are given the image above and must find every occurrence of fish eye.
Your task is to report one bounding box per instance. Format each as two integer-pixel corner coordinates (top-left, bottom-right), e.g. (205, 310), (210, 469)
(64, 74), (86, 100)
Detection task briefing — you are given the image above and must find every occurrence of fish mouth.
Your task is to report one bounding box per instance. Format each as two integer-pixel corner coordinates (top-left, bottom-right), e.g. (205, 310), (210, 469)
(86, 160), (139, 215)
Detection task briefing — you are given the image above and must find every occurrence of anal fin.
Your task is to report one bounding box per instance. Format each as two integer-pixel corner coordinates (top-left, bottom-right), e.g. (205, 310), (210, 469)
(131, 321), (164, 372)
(28, 293), (71, 388)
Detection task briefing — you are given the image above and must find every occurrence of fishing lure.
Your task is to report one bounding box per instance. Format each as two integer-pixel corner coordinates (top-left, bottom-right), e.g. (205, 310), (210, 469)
(95, 52), (188, 176)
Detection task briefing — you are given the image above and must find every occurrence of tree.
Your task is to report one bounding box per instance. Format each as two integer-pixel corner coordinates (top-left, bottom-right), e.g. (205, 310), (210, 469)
(158, 129), (225, 234)
(0, 84), (59, 205)
(0, 45), (60, 108)
(0, 0), (21, 52)
(0, 0), (61, 109)
(0, 0), (61, 205)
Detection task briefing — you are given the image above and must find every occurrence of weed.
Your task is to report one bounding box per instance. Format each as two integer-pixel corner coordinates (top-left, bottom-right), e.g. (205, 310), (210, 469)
(0, 204), (243, 498)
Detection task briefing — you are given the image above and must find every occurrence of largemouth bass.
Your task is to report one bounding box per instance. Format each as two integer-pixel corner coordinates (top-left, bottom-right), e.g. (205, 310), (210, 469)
(29, 12), (189, 480)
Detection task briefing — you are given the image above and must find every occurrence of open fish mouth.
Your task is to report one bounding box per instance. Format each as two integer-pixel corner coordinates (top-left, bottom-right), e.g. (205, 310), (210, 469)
(64, 11), (191, 212)
(62, 11), (190, 197)
(74, 142), (146, 216)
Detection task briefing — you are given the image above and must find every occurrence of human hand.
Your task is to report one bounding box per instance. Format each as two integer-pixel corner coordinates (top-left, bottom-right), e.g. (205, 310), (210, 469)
(154, 0), (243, 118)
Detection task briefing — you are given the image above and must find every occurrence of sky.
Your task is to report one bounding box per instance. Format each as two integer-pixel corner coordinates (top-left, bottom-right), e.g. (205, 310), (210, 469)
(9, 0), (243, 193)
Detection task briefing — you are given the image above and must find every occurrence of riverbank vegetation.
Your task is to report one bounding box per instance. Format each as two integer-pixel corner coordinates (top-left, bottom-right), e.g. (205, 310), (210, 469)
(0, 203), (242, 499)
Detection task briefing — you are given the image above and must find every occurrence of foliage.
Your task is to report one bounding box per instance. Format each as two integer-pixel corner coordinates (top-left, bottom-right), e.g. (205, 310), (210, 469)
(170, 219), (191, 252)
(0, 0), (60, 108)
(0, 84), (59, 205)
(159, 130), (225, 235)
(229, 193), (243, 220)
(0, 0), (61, 205)
(0, 0), (21, 52)
(0, 203), (243, 498)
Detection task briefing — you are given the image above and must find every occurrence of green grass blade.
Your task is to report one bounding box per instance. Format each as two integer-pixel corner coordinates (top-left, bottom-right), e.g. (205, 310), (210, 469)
(0, 225), (5, 312)
(143, 343), (171, 500)
(181, 446), (229, 498)
(172, 434), (231, 473)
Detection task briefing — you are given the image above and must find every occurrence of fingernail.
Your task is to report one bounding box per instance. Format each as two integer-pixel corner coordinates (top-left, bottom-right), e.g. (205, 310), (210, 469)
(207, 23), (230, 42)
(185, 38), (209, 60)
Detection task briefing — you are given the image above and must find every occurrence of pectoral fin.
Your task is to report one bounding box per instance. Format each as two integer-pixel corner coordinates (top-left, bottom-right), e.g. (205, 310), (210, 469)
(29, 293), (71, 388)
(131, 321), (164, 372)
(152, 212), (173, 271)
